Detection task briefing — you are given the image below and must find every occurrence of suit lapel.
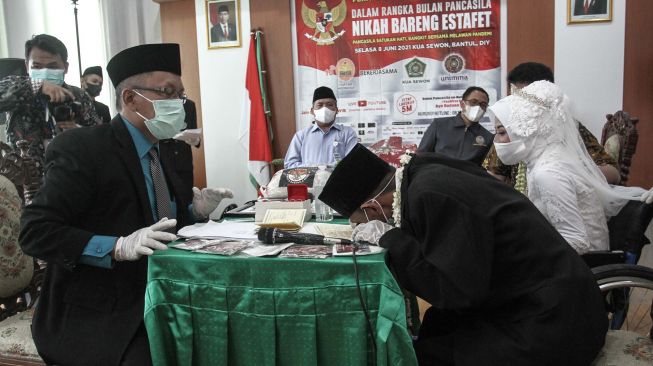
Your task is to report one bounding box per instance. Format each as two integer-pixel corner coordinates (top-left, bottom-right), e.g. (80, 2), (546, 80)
(110, 116), (156, 225)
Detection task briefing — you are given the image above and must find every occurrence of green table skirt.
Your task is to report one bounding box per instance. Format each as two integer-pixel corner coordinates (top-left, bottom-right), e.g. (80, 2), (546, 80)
(145, 248), (418, 366)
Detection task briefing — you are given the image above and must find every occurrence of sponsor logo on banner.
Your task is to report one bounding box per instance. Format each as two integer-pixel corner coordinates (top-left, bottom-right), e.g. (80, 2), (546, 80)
(396, 94), (417, 115)
(444, 54), (465, 74)
(336, 58), (356, 81)
(338, 97), (391, 117)
(440, 53), (469, 82)
(301, 0), (347, 45)
(405, 58), (426, 78)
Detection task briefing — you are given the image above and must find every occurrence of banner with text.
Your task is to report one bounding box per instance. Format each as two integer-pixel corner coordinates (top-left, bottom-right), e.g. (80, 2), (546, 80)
(293, 0), (501, 147)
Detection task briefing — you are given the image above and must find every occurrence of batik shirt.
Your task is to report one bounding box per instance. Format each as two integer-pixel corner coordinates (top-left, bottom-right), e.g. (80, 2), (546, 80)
(0, 76), (101, 160)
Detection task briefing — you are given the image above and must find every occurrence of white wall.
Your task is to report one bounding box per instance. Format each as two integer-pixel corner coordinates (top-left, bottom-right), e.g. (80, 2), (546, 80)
(554, 0), (626, 137)
(194, 0), (258, 211)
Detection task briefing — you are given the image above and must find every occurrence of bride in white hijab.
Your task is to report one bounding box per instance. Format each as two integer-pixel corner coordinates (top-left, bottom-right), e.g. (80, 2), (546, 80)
(488, 80), (649, 254)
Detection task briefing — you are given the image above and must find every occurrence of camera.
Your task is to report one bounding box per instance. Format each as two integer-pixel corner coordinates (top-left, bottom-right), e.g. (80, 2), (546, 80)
(51, 101), (82, 123)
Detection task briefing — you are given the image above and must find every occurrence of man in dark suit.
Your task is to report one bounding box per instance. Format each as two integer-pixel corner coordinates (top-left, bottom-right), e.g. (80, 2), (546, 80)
(80, 65), (111, 123)
(574, 0), (608, 15)
(19, 44), (233, 366)
(319, 145), (607, 365)
(210, 5), (238, 42)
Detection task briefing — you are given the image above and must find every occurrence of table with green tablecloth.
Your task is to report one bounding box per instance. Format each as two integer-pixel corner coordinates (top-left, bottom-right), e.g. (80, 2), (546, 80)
(144, 243), (418, 365)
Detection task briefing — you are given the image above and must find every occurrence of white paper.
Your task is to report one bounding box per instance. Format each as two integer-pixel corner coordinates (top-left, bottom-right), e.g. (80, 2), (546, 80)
(314, 223), (354, 240)
(177, 221), (258, 240)
(242, 243), (294, 257)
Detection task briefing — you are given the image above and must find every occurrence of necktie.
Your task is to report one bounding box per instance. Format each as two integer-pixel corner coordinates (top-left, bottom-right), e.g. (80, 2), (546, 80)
(584, 0), (589, 14)
(148, 148), (172, 221)
(224, 25), (229, 39)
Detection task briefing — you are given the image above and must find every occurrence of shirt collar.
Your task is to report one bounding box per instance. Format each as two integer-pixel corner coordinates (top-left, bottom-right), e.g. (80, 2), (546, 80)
(121, 115), (157, 158)
(453, 112), (466, 127)
(310, 122), (342, 133)
(454, 112), (481, 130)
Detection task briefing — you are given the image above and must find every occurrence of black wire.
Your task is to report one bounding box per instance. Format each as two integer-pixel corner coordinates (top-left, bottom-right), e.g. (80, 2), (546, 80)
(352, 243), (377, 365)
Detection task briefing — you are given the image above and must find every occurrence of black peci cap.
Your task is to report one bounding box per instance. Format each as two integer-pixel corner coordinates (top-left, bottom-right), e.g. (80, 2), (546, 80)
(82, 66), (103, 78)
(312, 86), (336, 103)
(106, 43), (181, 87)
(318, 144), (395, 217)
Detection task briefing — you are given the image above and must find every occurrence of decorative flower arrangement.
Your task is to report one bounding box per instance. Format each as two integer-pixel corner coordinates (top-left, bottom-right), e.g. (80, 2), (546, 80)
(392, 150), (414, 227)
(514, 162), (528, 196)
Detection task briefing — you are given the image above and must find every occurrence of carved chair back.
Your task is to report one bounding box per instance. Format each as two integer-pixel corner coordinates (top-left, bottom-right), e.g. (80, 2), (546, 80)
(601, 111), (639, 185)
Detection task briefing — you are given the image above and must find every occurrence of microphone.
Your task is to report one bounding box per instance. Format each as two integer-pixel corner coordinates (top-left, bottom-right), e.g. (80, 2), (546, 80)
(257, 227), (353, 246)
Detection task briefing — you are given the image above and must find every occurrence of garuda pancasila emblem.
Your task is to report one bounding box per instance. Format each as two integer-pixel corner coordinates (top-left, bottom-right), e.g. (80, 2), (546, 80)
(301, 0), (347, 45)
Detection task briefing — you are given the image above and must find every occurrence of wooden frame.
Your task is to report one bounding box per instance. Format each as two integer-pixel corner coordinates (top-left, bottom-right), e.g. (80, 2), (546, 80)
(205, 0), (242, 49)
(568, 0), (612, 24)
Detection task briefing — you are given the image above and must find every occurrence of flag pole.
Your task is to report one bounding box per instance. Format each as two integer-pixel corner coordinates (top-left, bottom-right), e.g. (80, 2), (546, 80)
(253, 29), (276, 172)
(253, 29), (274, 144)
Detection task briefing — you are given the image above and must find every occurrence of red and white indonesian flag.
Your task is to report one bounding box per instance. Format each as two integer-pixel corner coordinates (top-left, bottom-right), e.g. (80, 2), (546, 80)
(239, 36), (272, 188)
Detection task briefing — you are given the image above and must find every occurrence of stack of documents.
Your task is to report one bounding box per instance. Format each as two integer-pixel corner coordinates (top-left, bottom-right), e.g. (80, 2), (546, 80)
(176, 221), (292, 257)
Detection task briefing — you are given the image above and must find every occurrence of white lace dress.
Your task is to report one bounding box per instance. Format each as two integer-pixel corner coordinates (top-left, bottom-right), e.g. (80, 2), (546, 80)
(527, 153), (609, 254)
(489, 81), (646, 255)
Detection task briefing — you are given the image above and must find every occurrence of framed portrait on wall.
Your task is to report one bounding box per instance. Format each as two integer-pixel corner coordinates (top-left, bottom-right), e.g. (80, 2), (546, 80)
(568, 0), (612, 24)
(206, 0), (241, 49)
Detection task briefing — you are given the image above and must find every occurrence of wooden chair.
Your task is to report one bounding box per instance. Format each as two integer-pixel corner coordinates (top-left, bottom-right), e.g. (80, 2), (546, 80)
(601, 111), (640, 185)
(0, 141), (45, 365)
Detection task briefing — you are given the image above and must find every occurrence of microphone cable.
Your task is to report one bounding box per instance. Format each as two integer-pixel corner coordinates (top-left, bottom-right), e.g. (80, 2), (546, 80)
(351, 243), (377, 365)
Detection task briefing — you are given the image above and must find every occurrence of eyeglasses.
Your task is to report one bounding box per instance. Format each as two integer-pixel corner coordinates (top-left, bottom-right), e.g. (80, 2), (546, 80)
(464, 99), (488, 109)
(134, 86), (187, 104)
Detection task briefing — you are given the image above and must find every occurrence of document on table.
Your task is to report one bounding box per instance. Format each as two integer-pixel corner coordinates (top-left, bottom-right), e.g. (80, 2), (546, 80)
(257, 209), (307, 231)
(177, 221), (258, 240)
(313, 223), (354, 240)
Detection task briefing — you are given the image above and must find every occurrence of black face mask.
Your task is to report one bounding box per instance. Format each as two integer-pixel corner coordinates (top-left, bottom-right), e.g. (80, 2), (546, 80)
(85, 84), (102, 97)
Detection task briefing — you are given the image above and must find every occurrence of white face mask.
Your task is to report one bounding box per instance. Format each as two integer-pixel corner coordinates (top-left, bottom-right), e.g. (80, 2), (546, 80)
(463, 104), (485, 123)
(313, 107), (336, 124)
(134, 91), (186, 140)
(494, 140), (528, 165)
(30, 68), (65, 85)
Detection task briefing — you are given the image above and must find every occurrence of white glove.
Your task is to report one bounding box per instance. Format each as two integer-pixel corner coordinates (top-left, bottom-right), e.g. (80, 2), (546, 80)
(114, 218), (178, 261)
(352, 220), (394, 246)
(642, 188), (653, 204)
(192, 187), (234, 219)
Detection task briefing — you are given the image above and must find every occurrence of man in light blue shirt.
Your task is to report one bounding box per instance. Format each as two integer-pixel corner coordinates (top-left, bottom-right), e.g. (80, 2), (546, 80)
(284, 86), (358, 168)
